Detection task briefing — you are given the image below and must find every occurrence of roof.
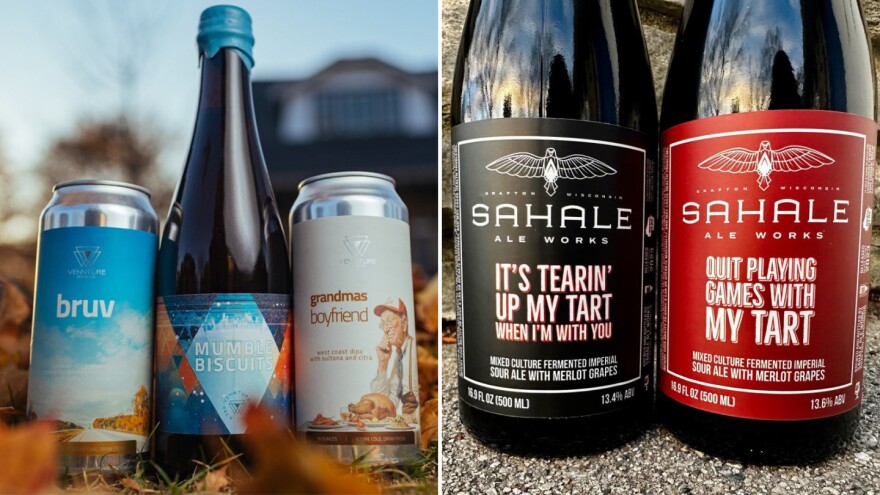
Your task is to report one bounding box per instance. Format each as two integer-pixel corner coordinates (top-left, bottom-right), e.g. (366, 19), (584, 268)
(252, 57), (438, 189)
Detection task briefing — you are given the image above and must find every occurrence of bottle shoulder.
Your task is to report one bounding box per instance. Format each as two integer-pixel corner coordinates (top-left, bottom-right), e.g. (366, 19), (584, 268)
(452, 0), (657, 131)
(660, 0), (876, 131)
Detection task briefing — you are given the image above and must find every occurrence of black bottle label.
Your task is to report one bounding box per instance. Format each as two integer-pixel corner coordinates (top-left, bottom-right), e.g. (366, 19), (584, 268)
(453, 118), (655, 418)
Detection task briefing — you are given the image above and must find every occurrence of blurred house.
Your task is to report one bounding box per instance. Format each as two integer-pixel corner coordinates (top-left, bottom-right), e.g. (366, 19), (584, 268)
(253, 58), (438, 274)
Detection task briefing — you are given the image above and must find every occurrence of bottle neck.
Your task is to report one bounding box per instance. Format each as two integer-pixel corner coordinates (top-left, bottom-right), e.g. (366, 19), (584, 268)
(194, 48), (256, 135)
(166, 47), (270, 241)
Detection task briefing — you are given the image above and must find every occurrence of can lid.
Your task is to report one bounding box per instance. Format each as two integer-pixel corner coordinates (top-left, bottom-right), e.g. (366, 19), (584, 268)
(298, 172), (396, 191)
(53, 179), (152, 197)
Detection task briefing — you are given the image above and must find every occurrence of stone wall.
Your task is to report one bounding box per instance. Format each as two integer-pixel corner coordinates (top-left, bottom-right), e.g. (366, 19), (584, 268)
(441, 0), (880, 321)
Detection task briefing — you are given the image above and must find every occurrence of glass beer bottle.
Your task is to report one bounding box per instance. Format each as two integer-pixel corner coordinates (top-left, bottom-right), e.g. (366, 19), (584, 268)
(153, 6), (291, 474)
(452, 0), (658, 454)
(659, 0), (877, 463)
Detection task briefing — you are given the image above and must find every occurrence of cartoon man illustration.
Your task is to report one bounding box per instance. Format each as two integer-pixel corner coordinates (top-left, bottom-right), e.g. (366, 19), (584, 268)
(371, 297), (419, 417)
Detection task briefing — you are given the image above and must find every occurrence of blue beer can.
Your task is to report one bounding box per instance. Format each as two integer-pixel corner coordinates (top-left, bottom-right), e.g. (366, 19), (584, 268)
(26, 180), (158, 475)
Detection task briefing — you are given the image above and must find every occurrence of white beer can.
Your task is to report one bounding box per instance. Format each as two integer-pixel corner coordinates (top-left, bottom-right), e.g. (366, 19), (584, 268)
(290, 172), (420, 464)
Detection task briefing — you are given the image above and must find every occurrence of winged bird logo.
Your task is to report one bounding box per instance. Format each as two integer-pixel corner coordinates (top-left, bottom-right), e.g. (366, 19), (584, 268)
(485, 148), (617, 196)
(698, 141), (834, 191)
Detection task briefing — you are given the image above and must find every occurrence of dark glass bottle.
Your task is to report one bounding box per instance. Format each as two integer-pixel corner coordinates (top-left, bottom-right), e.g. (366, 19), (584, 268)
(659, 0), (877, 463)
(452, 0), (657, 454)
(153, 6), (291, 475)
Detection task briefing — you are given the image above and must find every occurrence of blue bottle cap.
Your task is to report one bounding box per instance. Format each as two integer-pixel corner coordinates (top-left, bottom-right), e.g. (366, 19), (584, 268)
(197, 5), (255, 69)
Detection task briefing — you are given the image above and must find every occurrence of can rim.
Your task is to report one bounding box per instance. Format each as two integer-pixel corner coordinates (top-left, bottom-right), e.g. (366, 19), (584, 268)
(298, 172), (395, 191)
(53, 179), (152, 197)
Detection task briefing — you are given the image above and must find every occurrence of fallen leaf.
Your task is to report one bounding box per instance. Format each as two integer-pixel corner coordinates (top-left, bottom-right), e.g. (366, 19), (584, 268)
(0, 334), (29, 369)
(239, 406), (379, 494)
(417, 345), (438, 405)
(119, 477), (144, 493)
(414, 276), (438, 334)
(412, 265), (429, 294)
(0, 421), (58, 494)
(0, 277), (31, 338)
(420, 399), (438, 449)
(0, 276), (33, 411)
(200, 464), (231, 493)
(0, 364), (28, 411)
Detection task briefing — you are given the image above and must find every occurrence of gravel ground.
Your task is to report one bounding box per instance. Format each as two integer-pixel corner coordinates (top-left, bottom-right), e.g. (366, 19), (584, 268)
(441, 306), (880, 495)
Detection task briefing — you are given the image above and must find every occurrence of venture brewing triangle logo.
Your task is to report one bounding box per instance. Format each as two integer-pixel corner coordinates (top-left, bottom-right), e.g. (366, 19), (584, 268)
(74, 246), (101, 268)
(342, 235), (376, 265)
(698, 141), (834, 191)
(222, 390), (249, 421)
(485, 147), (617, 197)
(70, 245), (106, 278)
(343, 236), (370, 258)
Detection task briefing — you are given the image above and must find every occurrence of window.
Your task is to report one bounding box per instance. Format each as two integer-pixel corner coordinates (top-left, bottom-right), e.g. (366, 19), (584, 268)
(316, 89), (401, 138)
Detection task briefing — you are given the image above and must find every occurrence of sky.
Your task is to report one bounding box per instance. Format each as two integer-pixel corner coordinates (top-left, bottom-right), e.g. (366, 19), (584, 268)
(0, 0), (438, 241)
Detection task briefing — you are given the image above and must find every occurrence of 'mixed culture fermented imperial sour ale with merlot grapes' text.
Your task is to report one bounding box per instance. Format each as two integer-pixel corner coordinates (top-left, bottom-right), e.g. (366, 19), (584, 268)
(153, 6), (291, 473)
(659, 0), (878, 462)
(452, 0), (657, 453)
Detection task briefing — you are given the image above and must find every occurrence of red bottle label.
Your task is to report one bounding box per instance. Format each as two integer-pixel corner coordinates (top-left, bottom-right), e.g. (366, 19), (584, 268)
(660, 110), (878, 420)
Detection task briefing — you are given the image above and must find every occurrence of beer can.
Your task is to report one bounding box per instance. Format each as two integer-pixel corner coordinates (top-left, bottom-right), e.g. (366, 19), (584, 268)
(27, 180), (158, 475)
(290, 172), (421, 464)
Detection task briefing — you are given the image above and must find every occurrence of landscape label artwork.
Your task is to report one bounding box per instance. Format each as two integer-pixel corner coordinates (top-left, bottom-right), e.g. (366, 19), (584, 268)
(27, 227), (157, 455)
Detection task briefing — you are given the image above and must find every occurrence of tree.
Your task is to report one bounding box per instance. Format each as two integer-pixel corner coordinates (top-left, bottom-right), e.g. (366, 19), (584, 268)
(35, 117), (175, 217)
(35, 2), (177, 216)
(0, 137), (18, 227)
(133, 385), (149, 420)
(60, 1), (171, 115)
